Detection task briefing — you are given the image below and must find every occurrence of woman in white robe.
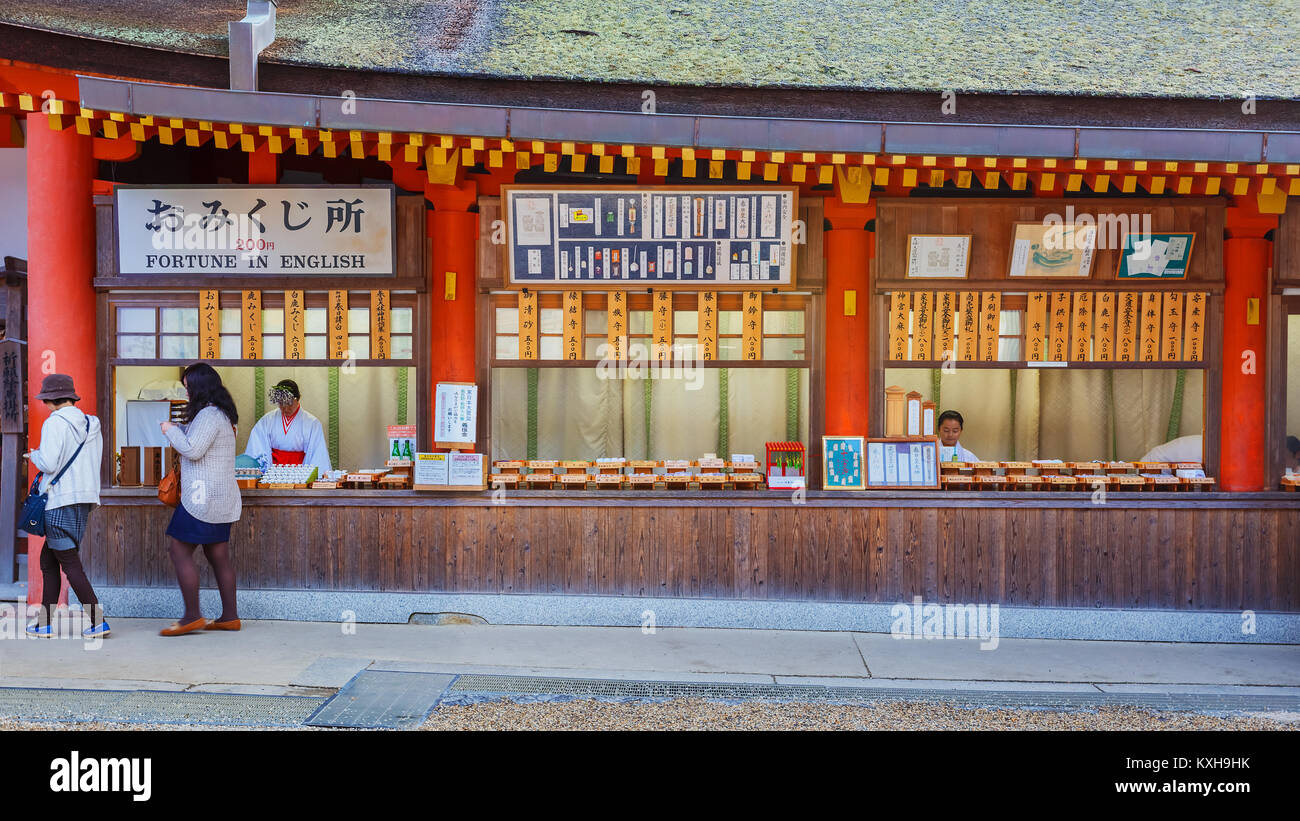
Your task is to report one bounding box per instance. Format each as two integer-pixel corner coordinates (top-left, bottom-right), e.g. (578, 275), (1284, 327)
(243, 379), (332, 472)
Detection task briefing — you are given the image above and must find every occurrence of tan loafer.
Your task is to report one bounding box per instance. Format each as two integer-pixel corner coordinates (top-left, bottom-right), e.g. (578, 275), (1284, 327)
(159, 618), (208, 636)
(204, 619), (241, 631)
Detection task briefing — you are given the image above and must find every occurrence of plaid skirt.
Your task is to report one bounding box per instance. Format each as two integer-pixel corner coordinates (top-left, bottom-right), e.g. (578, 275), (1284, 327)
(44, 503), (94, 551)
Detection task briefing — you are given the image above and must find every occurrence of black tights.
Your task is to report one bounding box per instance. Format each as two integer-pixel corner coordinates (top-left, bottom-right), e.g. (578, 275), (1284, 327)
(167, 538), (239, 625)
(39, 547), (101, 626)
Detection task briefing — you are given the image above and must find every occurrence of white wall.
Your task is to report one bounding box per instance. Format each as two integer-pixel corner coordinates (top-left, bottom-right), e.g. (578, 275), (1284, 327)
(0, 126), (28, 262)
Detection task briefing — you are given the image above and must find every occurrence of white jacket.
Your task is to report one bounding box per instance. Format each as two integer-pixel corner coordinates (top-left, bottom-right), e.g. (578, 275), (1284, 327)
(30, 406), (103, 509)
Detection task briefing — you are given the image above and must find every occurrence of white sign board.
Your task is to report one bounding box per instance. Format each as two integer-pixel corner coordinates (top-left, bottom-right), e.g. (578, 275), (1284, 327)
(434, 382), (477, 446)
(413, 453), (449, 486)
(115, 185), (395, 275)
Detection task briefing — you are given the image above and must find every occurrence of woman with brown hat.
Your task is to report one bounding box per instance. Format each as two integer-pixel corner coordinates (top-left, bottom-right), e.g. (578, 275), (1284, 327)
(158, 363), (243, 635)
(24, 374), (109, 638)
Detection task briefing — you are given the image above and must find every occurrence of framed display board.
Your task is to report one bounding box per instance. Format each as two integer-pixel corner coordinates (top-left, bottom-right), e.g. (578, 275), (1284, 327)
(1007, 221), (1096, 278)
(863, 436), (941, 489)
(822, 436), (865, 490)
(1116, 232), (1195, 279)
(434, 382), (477, 449)
(906, 234), (971, 278)
(501, 185), (798, 289)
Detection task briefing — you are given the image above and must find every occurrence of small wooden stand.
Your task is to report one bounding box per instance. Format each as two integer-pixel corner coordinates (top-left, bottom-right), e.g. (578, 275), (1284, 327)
(730, 473), (763, 490)
(594, 474), (625, 490)
(627, 474), (658, 490)
(941, 475), (974, 491)
(490, 473), (520, 491)
(559, 473), (589, 490)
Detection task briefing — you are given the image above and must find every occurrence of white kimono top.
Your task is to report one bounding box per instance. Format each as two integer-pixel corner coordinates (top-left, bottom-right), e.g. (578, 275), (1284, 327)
(244, 408), (332, 472)
(939, 443), (981, 463)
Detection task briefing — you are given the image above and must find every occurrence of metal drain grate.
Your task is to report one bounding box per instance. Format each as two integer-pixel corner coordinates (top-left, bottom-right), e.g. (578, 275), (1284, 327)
(449, 675), (1300, 713)
(306, 671), (454, 729)
(0, 687), (325, 726)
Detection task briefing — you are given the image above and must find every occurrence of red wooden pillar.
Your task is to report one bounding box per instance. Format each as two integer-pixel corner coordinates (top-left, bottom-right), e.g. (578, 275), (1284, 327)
(822, 196), (874, 437)
(1220, 236), (1271, 491)
(425, 178), (478, 410)
(25, 113), (97, 607)
(248, 144), (279, 184)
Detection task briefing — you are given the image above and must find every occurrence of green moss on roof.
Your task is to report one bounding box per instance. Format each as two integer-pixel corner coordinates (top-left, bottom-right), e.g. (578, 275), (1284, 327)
(3, 0), (1299, 99)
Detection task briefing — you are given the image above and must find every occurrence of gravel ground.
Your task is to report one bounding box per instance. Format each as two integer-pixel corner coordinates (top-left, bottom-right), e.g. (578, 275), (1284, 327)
(4, 699), (1296, 731)
(418, 698), (1298, 731)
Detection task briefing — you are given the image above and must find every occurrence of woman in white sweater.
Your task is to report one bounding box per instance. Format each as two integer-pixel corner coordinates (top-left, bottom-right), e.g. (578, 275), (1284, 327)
(25, 374), (108, 639)
(159, 363), (243, 636)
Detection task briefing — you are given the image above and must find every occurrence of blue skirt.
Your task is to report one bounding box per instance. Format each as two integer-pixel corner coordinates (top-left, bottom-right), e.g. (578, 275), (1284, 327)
(166, 503), (232, 545)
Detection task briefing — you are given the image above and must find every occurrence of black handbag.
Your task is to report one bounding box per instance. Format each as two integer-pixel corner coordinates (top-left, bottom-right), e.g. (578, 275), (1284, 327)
(20, 417), (90, 537)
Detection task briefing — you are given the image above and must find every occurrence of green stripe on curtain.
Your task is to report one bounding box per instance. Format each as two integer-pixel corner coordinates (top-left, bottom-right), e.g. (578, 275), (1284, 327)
(327, 366), (340, 468)
(254, 367), (265, 422)
(1008, 369), (1017, 461)
(1107, 369), (1118, 461)
(396, 366), (409, 426)
(1167, 368), (1186, 443)
(643, 377), (653, 458)
(718, 367), (730, 457)
(785, 368), (800, 442)
(526, 367), (539, 460)
(930, 368), (941, 412)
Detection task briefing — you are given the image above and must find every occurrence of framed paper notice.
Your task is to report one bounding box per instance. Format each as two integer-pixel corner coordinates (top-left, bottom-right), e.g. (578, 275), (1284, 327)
(863, 437), (941, 489)
(907, 234), (971, 278)
(1116, 232), (1195, 279)
(822, 436), (865, 490)
(447, 452), (487, 490)
(1007, 222), (1095, 278)
(434, 382), (478, 449)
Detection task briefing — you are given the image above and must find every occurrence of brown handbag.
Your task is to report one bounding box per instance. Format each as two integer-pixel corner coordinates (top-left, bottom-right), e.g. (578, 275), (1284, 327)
(158, 454), (180, 507)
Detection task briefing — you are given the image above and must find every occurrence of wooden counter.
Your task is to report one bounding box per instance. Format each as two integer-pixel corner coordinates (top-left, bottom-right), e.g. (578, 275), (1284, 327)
(88, 489), (1299, 611)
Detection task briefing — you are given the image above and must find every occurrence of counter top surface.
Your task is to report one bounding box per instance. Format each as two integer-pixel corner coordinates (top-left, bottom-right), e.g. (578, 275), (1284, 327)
(101, 487), (1300, 509)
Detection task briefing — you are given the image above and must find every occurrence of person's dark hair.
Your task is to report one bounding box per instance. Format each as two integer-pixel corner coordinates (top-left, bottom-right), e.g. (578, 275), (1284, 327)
(1288, 435), (1300, 457)
(273, 379), (301, 400)
(181, 363), (238, 426)
(937, 410), (964, 428)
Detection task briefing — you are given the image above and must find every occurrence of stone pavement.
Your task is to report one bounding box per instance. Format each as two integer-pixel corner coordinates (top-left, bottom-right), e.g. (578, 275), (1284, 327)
(1, 615), (1297, 699)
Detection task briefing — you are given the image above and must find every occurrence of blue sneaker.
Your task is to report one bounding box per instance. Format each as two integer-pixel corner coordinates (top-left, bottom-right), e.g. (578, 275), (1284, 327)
(83, 621), (111, 639)
(25, 623), (53, 638)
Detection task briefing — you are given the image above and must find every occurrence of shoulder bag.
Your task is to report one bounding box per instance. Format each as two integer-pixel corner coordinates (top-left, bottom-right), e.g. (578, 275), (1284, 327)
(158, 449), (181, 507)
(20, 417), (90, 537)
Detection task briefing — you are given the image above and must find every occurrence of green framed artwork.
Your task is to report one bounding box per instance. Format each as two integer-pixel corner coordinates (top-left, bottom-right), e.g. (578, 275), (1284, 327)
(822, 435), (865, 490)
(1116, 232), (1195, 279)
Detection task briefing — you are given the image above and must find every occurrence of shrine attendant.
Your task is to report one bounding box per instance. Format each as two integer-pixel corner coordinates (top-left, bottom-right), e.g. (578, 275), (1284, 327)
(937, 410), (980, 463)
(243, 379), (332, 472)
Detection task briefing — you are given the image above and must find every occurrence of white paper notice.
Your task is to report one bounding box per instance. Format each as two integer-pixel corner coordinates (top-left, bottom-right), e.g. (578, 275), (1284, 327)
(921, 444), (936, 486)
(735, 198), (750, 239)
(884, 445), (899, 485)
(867, 443), (885, 486)
(923, 407), (935, 436)
(1164, 235), (1188, 260)
(907, 401), (921, 436)
(434, 382), (478, 444)
(760, 195), (777, 238)
(1009, 238), (1031, 277)
(413, 453), (448, 486)
(448, 452), (484, 486)
(896, 452), (911, 485)
(527, 248), (542, 275)
(909, 444), (924, 484)
(515, 197), (551, 245)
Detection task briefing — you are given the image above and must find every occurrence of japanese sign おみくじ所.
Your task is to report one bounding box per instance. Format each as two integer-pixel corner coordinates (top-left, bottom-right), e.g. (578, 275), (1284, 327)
(115, 185), (395, 275)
